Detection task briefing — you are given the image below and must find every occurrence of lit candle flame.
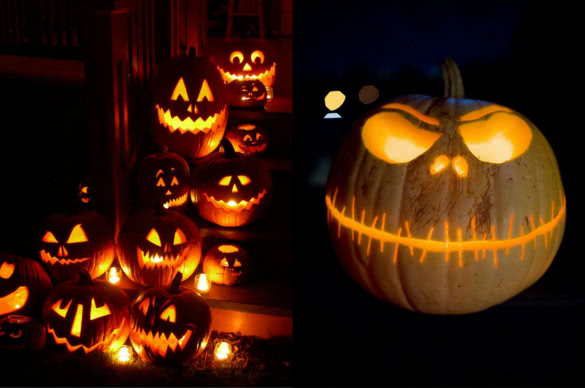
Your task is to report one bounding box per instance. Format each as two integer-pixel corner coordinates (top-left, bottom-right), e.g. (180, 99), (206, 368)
(117, 345), (132, 363)
(108, 267), (121, 285)
(214, 341), (232, 360)
(194, 273), (210, 295)
(227, 200), (238, 207)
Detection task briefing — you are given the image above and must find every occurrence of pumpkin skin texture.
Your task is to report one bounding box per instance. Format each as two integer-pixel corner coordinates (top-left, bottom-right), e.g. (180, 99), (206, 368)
(0, 315), (46, 352)
(325, 58), (566, 314)
(0, 253), (52, 318)
(39, 210), (115, 283)
(193, 140), (272, 227)
(225, 123), (268, 155)
(151, 53), (228, 159)
(227, 79), (267, 108)
(117, 210), (202, 287)
(137, 150), (190, 212)
(129, 273), (211, 365)
(42, 271), (130, 353)
(203, 243), (251, 286)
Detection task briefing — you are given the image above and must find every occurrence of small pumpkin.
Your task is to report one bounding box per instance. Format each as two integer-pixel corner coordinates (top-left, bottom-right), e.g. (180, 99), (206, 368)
(193, 139), (272, 227)
(203, 243), (251, 286)
(151, 48), (228, 159)
(225, 123), (268, 155)
(42, 270), (131, 353)
(137, 149), (191, 212)
(117, 209), (202, 287)
(0, 253), (52, 318)
(129, 272), (211, 365)
(227, 79), (267, 108)
(0, 315), (46, 352)
(39, 210), (115, 283)
(325, 57), (566, 314)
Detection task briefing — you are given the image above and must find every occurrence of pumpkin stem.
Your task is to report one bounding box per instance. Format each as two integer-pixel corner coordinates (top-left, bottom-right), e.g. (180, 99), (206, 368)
(441, 57), (465, 98)
(169, 272), (183, 293)
(188, 46), (196, 58)
(77, 269), (94, 286)
(221, 138), (237, 159)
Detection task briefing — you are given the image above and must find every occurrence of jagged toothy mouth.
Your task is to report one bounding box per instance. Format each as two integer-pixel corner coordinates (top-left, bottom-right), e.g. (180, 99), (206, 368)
(47, 321), (123, 353)
(163, 193), (188, 209)
(137, 248), (183, 270)
(326, 188), (566, 269)
(155, 105), (227, 135)
(241, 92), (266, 101)
(40, 250), (89, 266)
(130, 326), (192, 357)
(218, 63), (276, 85)
(202, 189), (267, 212)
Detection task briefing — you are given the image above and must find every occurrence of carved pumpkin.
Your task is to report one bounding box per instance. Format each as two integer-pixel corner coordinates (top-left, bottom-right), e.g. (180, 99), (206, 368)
(117, 209), (202, 287)
(225, 123), (268, 155)
(151, 50), (228, 159)
(227, 79), (267, 108)
(193, 140), (272, 227)
(211, 39), (276, 100)
(0, 315), (46, 352)
(42, 270), (130, 353)
(39, 210), (115, 283)
(129, 273), (211, 365)
(78, 177), (92, 205)
(203, 243), (251, 286)
(0, 253), (52, 318)
(325, 58), (566, 314)
(137, 149), (190, 212)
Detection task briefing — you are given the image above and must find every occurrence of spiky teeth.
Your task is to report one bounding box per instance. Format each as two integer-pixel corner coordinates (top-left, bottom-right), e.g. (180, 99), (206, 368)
(40, 250), (89, 265)
(47, 323), (122, 353)
(163, 193), (188, 209)
(155, 105), (227, 135)
(137, 248), (182, 269)
(132, 328), (192, 357)
(218, 62), (276, 86)
(202, 189), (267, 212)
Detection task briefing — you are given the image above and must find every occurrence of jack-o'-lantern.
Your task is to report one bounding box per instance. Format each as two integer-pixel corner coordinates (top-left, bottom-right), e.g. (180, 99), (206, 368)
(138, 149), (190, 212)
(151, 49), (228, 159)
(210, 39), (276, 100)
(0, 315), (46, 352)
(227, 79), (267, 108)
(325, 57), (566, 314)
(0, 253), (52, 318)
(129, 272), (211, 365)
(39, 210), (115, 283)
(117, 209), (201, 287)
(78, 178), (92, 205)
(193, 140), (272, 227)
(42, 270), (130, 353)
(225, 123), (268, 155)
(203, 243), (251, 286)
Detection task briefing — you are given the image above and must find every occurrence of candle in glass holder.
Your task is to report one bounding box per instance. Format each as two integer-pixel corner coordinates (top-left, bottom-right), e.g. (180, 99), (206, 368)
(194, 273), (210, 295)
(214, 341), (232, 361)
(108, 267), (121, 285)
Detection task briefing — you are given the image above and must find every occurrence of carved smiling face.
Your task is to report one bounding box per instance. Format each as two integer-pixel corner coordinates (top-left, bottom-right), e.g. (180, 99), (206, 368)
(203, 244), (251, 286)
(39, 211), (114, 283)
(151, 54), (228, 158)
(117, 210), (202, 287)
(225, 123), (268, 155)
(326, 91), (566, 314)
(138, 151), (190, 212)
(227, 79), (267, 108)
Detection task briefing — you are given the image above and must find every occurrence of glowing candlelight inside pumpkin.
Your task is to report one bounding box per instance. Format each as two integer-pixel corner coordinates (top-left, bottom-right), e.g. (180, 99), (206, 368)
(194, 273), (210, 295)
(227, 200), (238, 208)
(116, 345), (132, 363)
(214, 341), (232, 360)
(108, 267), (121, 285)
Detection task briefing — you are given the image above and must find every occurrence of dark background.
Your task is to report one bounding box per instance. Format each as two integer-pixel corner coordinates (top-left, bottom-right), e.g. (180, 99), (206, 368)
(293, 1), (584, 386)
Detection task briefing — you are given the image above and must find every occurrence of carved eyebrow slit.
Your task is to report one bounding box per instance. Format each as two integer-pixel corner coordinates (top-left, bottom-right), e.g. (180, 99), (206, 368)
(381, 103), (440, 126)
(458, 105), (513, 122)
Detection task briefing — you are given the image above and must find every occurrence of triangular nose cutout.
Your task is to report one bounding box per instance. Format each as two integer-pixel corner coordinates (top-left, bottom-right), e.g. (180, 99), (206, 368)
(243, 63), (252, 71)
(232, 184), (238, 193)
(58, 245), (69, 257)
(165, 190), (172, 196)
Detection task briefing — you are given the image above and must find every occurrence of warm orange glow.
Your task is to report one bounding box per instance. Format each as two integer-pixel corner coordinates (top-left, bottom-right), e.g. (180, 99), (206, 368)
(156, 177), (165, 187)
(229, 51), (244, 63)
(452, 155), (468, 177)
(71, 304), (83, 337)
(51, 298), (71, 318)
(0, 261), (15, 279)
(220, 258), (229, 267)
(138, 298), (149, 315)
(116, 345), (132, 363)
(67, 224), (88, 243)
(218, 62), (276, 87)
(458, 105), (512, 122)
(146, 228), (162, 247)
(171, 176), (179, 186)
(170, 77), (190, 101)
(163, 193), (188, 209)
(219, 176), (231, 186)
(196, 79), (214, 102)
(458, 112), (532, 163)
(251, 50), (265, 64)
(214, 341), (232, 360)
(238, 175), (251, 185)
(194, 273), (210, 294)
(159, 305), (176, 323)
(0, 286), (29, 314)
(90, 298), (111, 320)
(108, 267), (121, 284)
(173, 228), (187, 245)
(47, 322), (124, 353)
(136, 248), (182, 270)
(238, 124), (256, 131)
(243, 63), (252, 71)
(132, 328), (192, 358)
(381, 103), (441, 126)
(362, 112), (442, 164)
(218, 245), (239, 253)
(430, 155), (450, 175)
(155, 105), (227, 135)
(234, 259), (242, 267)
(40, 250), (88, 265)
(324, 91), (345, 111)
(42, 231), (58, 243)
(202, 189), (267, 212)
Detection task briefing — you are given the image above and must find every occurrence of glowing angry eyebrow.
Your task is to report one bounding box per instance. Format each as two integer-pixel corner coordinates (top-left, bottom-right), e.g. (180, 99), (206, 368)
(155, 169), (164, 177)
(458, 105), (513, 122)
(381, 103), (440, 126)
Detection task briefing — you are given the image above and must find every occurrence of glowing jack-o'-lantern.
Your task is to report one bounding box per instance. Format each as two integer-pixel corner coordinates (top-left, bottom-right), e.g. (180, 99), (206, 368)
(0, 253), (52, 318)
(210, 39), (277, 100)
(227, 79), (267, 108)
(42, 270), (130, 353)
(0, 315), (46, 352)
(225, 123), (268, 155)
(117, 209), (201, 287)
(325, 57), (566, 314)
(203, 243), (251, 286)
(137, 150), (191, 212)
(129, 272), (211, 365)
(39, 210), (115, 283)
(193, 140), (272, 227)
(151, 51), (228, 159)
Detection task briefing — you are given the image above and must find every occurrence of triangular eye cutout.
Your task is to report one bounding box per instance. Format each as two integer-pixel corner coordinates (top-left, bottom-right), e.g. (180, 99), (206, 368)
(42, 231), (58, 243)
(196, 79), (214, 102)
(234, 259), (242, 267)
(171, 176), (179, 186)
(138, 298), (149, 315)
(146, 228), (162, 247)
(219, 176), (231, 186)
(174, 228), (187, 245)
(67, 224), (88, 243)
(90, 298), (111, 320)
(160, 305), (176, 323)
(52, 299), (72, 318)
(220, 258), (229, 267)
(156, 177), (166, 187)
(238, 175), (251, 185)
(171, 77), (190, 101)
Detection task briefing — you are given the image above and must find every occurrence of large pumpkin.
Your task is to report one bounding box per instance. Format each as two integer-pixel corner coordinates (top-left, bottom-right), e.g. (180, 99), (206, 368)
(193, 140), (272, 227)
(42, 270), (130, 353)
(325, 58), (566, 314)
(117, 209), (201, 287)
(151, 50), (228, 159)
(39, 210), (115, 283)
(137, 149), (190, 212)
(0, 253), (52, 318)
(129, 272), (211, 365)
